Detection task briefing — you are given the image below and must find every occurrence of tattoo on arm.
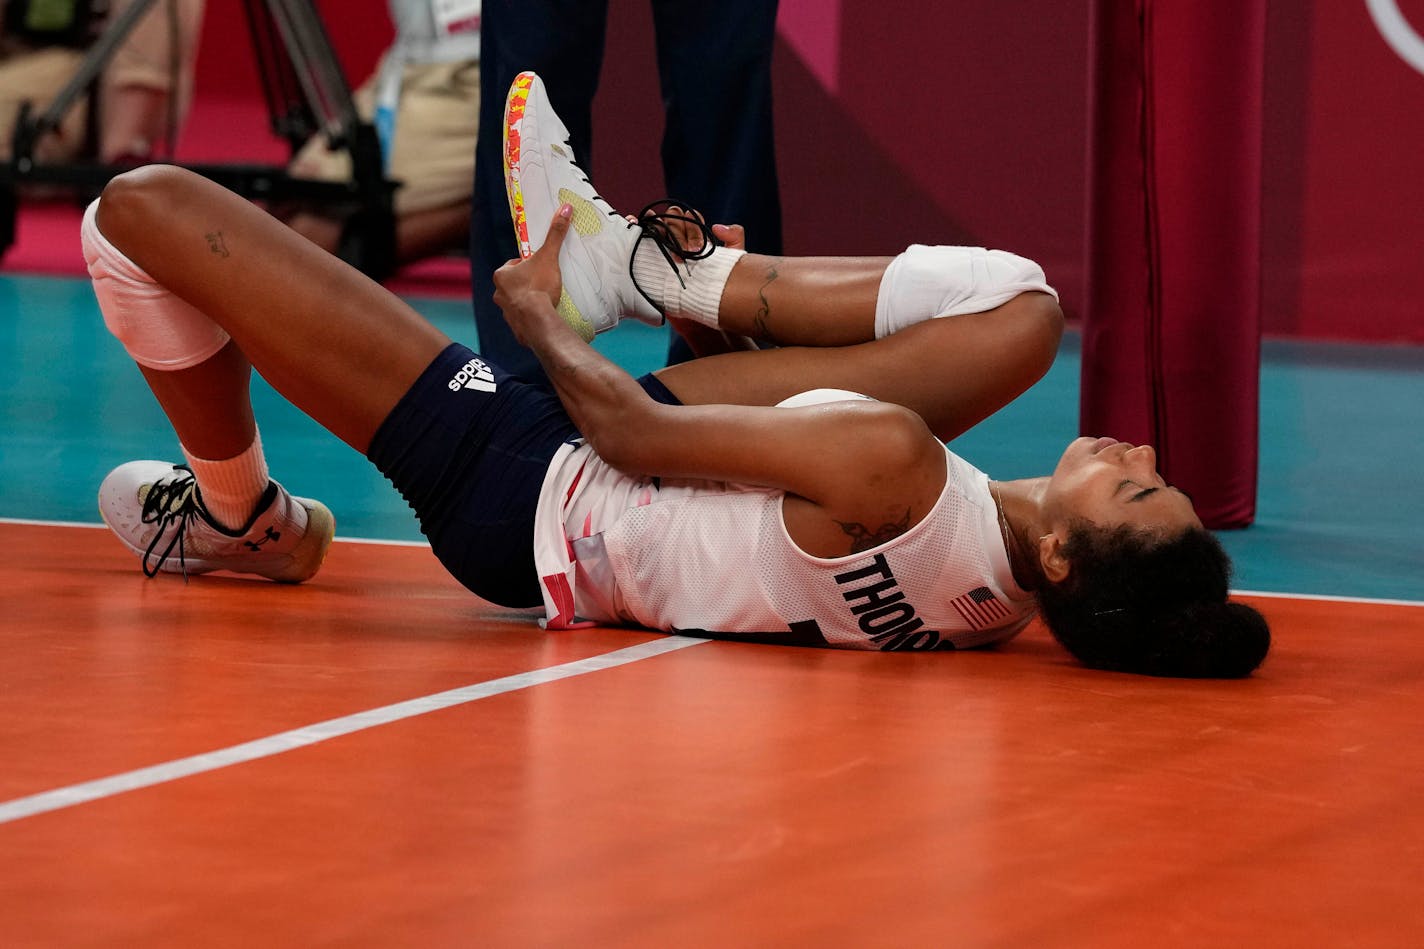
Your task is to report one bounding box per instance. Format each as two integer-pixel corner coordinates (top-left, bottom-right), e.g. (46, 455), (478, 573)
(204, 231), (230, 258)
(834, 508), (913, 553)
(752, 259), (783, 343)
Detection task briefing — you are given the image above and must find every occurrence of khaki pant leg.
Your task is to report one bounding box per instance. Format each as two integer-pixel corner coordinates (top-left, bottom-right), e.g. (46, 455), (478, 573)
(0, 46), (88, 161)
(289, 58), (479, 216)
(103, 0), (206, 117)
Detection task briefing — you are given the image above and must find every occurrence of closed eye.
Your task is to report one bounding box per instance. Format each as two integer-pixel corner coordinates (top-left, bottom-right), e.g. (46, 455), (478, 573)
(1116, 479), (1158, 502)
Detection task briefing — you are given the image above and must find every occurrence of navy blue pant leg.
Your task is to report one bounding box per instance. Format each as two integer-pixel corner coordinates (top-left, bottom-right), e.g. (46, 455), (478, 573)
(650, 1), (782, 366)
(649, 0), (783, 257)
(471, 1), (783, 373)
(471, 0), (609, 383)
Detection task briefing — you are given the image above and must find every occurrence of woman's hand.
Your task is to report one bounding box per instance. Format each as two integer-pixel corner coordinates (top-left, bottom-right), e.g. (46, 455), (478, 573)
(710, 222), (746, 251)
(624, 206), (747, 258)
(492, 205), (573, 346)
(655, 210), (755, 355)
(663, 207), (747, 258)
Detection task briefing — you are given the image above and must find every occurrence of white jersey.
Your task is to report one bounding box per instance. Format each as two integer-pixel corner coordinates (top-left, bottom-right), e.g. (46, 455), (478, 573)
(530, 395), (1036, 651)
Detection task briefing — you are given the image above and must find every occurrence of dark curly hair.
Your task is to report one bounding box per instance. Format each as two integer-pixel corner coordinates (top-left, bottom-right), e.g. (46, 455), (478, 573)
(1035, 523), (1270, 677)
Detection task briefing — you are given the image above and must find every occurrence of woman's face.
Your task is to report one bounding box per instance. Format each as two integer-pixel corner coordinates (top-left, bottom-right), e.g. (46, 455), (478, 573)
(1042, 437), (1202, 533)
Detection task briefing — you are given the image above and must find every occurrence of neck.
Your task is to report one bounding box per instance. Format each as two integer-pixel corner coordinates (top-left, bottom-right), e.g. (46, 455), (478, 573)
(990, 478), (1049, 591)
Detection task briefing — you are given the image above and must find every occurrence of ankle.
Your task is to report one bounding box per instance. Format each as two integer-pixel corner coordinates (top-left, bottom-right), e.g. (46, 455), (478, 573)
(630, 243), (745, 328)
(181, 434), (271, 531)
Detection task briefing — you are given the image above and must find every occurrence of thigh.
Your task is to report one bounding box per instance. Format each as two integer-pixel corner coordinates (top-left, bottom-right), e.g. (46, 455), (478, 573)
(369, 343), (578, 607)
(95, 165), (452, 453)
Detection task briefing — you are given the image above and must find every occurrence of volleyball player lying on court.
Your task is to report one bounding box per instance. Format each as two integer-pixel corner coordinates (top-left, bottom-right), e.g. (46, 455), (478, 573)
(83, 73), (1268, 678)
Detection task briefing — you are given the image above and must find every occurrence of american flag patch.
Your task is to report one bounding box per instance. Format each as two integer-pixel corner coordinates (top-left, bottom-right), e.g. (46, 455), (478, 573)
(950, 586), (1012, 629)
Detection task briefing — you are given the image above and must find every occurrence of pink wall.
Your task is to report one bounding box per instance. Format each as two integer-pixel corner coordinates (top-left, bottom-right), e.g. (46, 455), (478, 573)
(193, 0), (1424, 344)
(591, 1), (1089, 316)
(193, 0), (392, 99)
(1279, 0), (1424, 341)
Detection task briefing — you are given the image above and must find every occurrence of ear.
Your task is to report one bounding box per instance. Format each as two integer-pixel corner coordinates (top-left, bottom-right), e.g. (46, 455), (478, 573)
(1038, 531), (1072, 584)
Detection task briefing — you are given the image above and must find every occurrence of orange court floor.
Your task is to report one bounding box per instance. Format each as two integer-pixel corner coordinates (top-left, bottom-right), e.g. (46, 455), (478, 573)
(2, 521), (1422, 948)
(3, 255), (1424, 945)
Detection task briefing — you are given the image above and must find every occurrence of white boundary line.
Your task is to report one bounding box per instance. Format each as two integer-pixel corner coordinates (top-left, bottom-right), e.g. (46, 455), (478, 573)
(0, 515), (431, 547)
(0, 516), (108, 530)
(0, 636), (707, 826)
(1234, 588), (1424, 609)
(12, 517), (1422, 609)
(1, 517), (1419, 827)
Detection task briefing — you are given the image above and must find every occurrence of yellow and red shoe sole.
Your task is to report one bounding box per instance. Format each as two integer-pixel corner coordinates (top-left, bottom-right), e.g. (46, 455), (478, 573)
(503, 71), (537, 260)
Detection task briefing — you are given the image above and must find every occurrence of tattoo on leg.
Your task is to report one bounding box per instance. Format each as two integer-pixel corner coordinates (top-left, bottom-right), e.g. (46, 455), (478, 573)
(752, 259), (783, 342)
(834, 508), (913, 553)
(205, 231), (230, 259)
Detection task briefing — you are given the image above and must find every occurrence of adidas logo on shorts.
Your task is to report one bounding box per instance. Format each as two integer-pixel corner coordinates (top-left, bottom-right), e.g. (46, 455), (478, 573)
(449, 357), (497, 393)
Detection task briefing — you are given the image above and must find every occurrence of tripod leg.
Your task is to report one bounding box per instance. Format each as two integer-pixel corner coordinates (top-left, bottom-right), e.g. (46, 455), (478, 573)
(26, 0), (161, 142)
(0, 178), (16, 262)
(258, 0), (395, 278)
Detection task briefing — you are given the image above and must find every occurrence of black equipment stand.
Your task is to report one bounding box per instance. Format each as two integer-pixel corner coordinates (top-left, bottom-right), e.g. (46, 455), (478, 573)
(0, 0), (397, 278)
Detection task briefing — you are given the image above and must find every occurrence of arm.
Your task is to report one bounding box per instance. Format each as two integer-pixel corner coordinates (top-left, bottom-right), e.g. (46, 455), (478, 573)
(491, 208), (948, 524)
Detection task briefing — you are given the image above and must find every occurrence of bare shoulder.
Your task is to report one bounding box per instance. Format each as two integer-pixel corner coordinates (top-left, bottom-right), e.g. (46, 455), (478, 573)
(781, 403), (948, 557)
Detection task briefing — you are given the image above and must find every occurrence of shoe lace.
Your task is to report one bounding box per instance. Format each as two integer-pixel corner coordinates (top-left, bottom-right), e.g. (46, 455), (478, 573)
(138, 465), (202, 580)
(626, 200), (723, 317)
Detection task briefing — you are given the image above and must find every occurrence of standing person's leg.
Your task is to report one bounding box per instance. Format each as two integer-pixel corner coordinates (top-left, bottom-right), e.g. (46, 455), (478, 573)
(649, 0), (782, 366)
(471, 0), (609, 382)
(0, 46), (88, 163)
(649, 0), (781, 252)
(99, 0), (206, 162)
(286, 58), (479, 266)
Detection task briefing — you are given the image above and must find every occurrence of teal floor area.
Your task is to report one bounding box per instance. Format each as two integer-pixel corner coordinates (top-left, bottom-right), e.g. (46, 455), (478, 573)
(3, 272), (1420, 602)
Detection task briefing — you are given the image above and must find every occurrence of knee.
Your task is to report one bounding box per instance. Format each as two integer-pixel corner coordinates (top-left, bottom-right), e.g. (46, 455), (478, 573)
(982, 249), (1048, 293)
(1004, 291), (1065, 382)
(96, 164), (191, 235)
(876, 244), (1062, 339)
(99, 164), (166, 208)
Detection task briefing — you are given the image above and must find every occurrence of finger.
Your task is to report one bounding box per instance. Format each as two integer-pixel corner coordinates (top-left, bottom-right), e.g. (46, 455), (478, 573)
(536, 204), (573, 258)
(665, 206), (705, 253)
(491, 258), (519, 283)
(712, 223), (746, 251)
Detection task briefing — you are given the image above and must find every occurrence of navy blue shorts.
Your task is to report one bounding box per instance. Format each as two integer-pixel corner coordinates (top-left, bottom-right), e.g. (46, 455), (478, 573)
(367, 342), (681, 607)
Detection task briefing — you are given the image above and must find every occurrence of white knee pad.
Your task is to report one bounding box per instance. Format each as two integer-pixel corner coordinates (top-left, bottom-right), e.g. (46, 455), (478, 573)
(874, 244), (1058, 339)
(82, 198), (230, 370)
(776, 388), (875, 409)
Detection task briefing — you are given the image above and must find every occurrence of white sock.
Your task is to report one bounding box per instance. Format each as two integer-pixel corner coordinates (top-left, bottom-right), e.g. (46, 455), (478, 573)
(182, 433), (271, 531)
(629, 242), (745, 328)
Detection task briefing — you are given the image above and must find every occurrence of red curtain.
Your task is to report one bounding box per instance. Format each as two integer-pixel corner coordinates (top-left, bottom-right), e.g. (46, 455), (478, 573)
(1082, 0), (1266, 528)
